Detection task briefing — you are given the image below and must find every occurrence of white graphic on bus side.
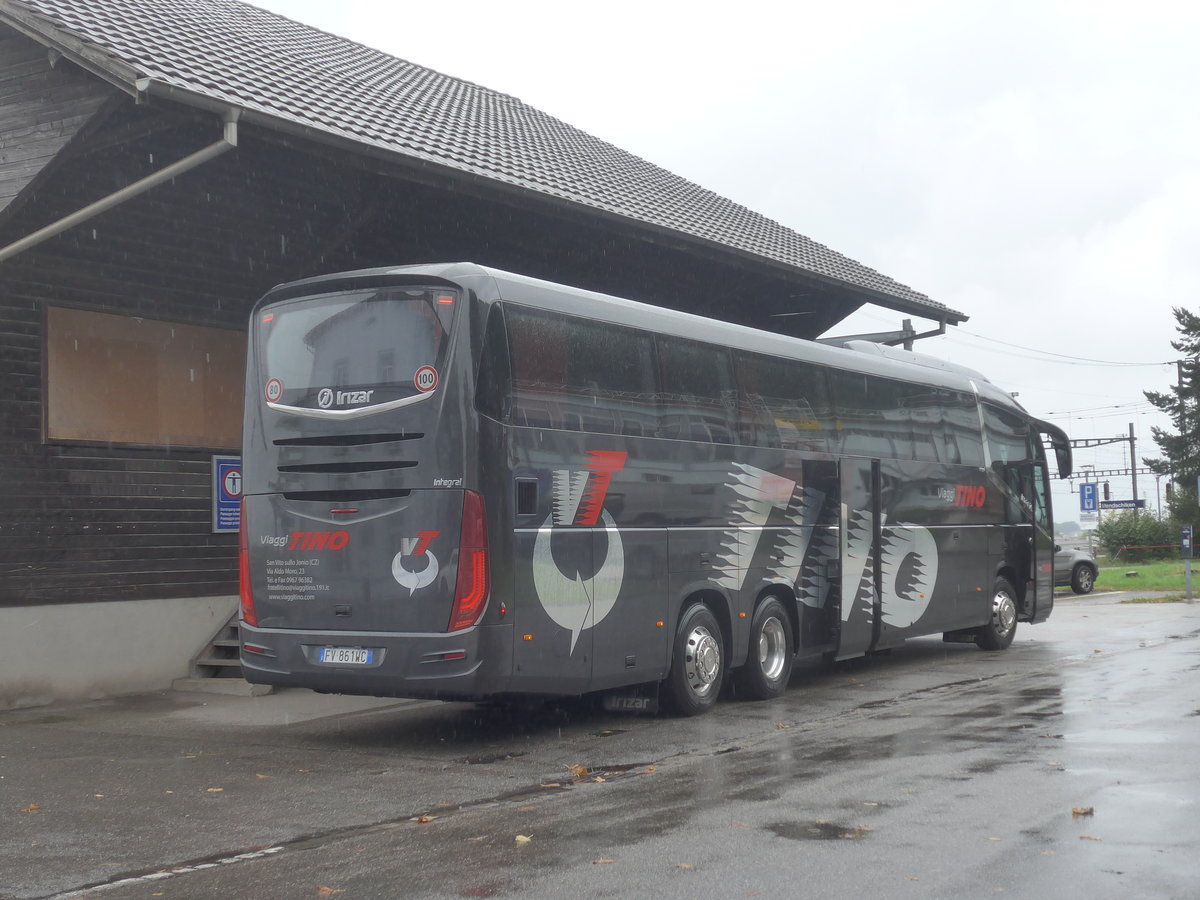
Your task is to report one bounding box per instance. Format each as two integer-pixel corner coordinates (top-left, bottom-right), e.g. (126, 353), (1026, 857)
(531, 450), (627, 653)
(391, 530), (440, 594)
(714, 463), (796, 592)
(768, 486), (831, 609)
(879, 525), (938, 628)
(842, 511), (939, 627)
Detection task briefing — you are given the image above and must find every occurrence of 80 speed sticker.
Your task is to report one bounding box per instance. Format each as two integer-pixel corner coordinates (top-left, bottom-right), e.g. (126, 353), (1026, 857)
(264, 378), (283, 402)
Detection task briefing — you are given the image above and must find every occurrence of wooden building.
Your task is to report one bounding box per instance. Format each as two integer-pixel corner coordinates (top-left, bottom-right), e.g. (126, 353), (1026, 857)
(0, 0), (963, 706)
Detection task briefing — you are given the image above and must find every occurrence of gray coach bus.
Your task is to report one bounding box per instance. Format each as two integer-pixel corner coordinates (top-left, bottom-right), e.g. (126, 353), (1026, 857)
(239, 263), (1072, 716)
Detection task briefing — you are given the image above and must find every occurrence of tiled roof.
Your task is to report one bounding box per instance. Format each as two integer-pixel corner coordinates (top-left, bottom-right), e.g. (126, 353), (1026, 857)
(0, 0), (960, 320)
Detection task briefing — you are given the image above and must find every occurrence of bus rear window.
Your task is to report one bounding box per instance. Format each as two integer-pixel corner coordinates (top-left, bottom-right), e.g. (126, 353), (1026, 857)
(257, 287), (456, 412)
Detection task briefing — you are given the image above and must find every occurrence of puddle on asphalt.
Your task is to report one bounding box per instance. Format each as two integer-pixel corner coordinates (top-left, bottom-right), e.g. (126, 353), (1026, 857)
(766, 820), (872, 841)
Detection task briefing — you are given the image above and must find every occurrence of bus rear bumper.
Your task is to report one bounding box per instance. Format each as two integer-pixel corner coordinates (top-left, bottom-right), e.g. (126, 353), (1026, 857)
(238, 622), (513, 700)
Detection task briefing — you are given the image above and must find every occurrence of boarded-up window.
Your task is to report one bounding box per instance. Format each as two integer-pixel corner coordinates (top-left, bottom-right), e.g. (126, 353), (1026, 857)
(46, 307), (244, 447)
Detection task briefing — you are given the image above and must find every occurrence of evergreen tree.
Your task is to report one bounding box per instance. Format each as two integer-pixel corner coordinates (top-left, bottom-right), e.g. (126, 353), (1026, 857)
(1144, 307), (1200, 522)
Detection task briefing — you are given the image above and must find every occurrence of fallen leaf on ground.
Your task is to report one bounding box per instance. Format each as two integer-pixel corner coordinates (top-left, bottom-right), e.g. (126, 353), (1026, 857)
(675, 863), (693, 869)
(732, 822), (749, 827)
(645, 765), (657, 773)
(592, 858), (615, 865)
(20, 803), (41, 813)
(415, 815), (435, 824)
(1072, 807), (1095, 817)
(567, 764), (589, 778)
(515, 834), (532, 844)
(1080, 835), (1102, 841)
(316, 887), (344, 896)
(518, 806), (536, 812)
(775, 722), (789, 729)
(593, 776), (606, 783)
(205, 788), (224, 793)
(255, 774), (271, 780)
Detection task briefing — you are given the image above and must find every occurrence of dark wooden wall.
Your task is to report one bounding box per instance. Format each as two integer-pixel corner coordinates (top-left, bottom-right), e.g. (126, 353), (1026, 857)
(0, 31), (856, 606)
(0, 26), (113, 214)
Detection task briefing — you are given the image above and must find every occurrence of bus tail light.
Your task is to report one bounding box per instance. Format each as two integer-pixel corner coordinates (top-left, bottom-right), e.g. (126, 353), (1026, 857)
(239, 499), (258, 627)
(448, 490), (489, 632)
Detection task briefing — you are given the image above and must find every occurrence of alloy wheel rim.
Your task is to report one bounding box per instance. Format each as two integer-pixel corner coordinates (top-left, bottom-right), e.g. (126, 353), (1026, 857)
(685, 625), (721, 697)
(992, 591), (1017, 635)
(757, 616), (787, 681)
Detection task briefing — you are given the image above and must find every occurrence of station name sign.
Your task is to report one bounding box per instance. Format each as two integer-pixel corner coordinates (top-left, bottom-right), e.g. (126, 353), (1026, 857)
(1098, 499), (1146, 510)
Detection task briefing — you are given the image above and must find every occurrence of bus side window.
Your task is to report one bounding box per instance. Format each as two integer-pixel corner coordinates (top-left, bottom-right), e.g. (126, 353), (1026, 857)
(982, 403), (1030, 466)
(657, 337), (736, 444)
(832, 372), (915, 460)
(938, 390), (974, 466)
(734, 352), (830, 452)
(475, 304), (512, 422)
(502, 305), (658, 436)
(561, 318), (657, 437)
(905, 387), (943, 462)
(506, 307), (568, 429)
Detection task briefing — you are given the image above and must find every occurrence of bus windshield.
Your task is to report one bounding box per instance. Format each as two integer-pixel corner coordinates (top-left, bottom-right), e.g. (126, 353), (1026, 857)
(257, 286), (457, 412)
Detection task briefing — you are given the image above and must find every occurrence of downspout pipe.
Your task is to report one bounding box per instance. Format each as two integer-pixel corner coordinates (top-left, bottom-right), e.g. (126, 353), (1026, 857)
(0, 108), (239, 264)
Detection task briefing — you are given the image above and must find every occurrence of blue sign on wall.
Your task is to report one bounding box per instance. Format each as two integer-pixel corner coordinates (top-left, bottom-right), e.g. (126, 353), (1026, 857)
(212, 455), (242, 534)
(1080, 482), (1098, 512)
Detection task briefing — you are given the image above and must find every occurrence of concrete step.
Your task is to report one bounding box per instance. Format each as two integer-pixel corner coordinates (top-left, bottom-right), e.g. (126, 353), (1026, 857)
(196, 656), (243, 668)
(172, 676), (273, 697)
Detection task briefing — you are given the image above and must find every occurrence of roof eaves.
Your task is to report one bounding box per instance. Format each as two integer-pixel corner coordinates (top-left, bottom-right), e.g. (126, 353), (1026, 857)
(0, 0), (141, 95)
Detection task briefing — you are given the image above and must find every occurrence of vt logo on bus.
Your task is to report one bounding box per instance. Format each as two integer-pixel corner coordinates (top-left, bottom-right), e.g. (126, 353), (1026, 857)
(532, 450), (628, 653)
(392, 530), (440, 593)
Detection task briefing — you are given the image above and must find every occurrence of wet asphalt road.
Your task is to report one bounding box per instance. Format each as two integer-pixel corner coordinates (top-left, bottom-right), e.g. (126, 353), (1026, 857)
(4, 593), (1200, 900)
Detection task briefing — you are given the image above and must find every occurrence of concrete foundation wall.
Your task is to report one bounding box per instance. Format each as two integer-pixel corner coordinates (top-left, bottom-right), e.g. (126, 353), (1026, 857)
(0, 596), (239, 709)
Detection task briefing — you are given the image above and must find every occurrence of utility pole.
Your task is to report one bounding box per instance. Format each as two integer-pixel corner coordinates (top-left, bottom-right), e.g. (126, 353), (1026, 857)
(1130, 422), (1138, 518)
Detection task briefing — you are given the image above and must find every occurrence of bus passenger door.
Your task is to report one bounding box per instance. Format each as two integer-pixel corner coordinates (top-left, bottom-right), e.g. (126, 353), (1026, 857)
(1027, 460), (1054, 622)
(997, 460), (1054, 623)
(836, 457), (881, 659)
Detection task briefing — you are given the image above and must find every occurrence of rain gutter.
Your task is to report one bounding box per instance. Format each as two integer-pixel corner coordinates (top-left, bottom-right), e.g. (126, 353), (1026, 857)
(0, 107), (239, 264)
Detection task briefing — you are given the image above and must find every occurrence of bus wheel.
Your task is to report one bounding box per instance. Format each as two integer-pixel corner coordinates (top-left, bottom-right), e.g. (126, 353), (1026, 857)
(663, 604), (725, 716)
(735, 598), (794, 701)
(976, 577), (1018, 651)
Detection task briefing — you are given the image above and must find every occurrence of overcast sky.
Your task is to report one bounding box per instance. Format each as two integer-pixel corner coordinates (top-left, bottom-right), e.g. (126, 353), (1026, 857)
(256, 0), (1199, 522)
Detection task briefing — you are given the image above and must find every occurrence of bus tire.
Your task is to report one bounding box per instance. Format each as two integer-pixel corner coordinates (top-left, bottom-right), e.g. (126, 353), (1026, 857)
(663, 603), (725, 716)
(976, 577), (1018, 651)
(735, 598), (794, 701)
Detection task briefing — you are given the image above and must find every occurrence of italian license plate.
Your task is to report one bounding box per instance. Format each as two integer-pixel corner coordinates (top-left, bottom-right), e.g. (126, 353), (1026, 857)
(319, 647), (373, 665)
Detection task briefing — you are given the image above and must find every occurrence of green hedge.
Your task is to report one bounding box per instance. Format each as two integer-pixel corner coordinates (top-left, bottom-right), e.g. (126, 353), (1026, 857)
(1094, 511), (1182, 562)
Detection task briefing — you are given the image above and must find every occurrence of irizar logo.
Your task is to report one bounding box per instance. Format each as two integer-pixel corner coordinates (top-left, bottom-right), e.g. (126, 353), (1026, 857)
(532, 450), (628, 653)
(392, 530), (440, 594)
(317, 387), (374, 408)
